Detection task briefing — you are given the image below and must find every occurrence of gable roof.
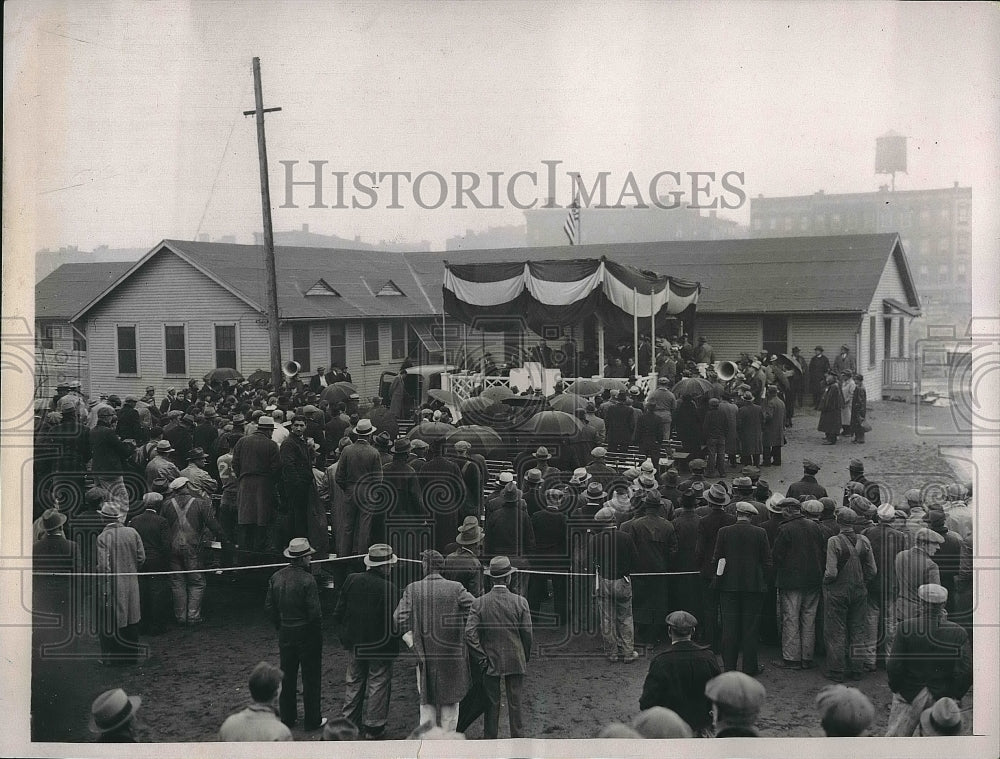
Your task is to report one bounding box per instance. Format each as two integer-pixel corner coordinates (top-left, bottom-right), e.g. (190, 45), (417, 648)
(35, 262), (133, 320)
(407, 233), (920, 314)
(69, 233), (920, 323)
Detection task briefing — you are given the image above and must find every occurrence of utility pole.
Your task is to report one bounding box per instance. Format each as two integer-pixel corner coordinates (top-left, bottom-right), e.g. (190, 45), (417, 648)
(244, 57), (283, 389)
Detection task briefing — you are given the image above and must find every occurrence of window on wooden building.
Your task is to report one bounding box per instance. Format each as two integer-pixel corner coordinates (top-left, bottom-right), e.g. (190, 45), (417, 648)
(291, 324), (311, 372)
(214, 324), (237, 369)
(329, 322), (347, 369)
(164, 324), (187, 375)
(363, 320), (380, 363)
(39, 324), (55, 350)
(391, 321), (407, 360)
(117, 325), (138, 375)
(761, 316), (787, 357)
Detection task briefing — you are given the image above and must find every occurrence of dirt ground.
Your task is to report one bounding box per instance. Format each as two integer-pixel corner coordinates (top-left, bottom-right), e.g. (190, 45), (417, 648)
(31, 401), (975, 742)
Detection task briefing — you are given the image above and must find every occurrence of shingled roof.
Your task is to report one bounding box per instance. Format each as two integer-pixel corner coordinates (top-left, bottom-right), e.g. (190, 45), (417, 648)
(36, 262), (133, 320)
(69, 233), (918, 322)
(407, 233), (919, 314)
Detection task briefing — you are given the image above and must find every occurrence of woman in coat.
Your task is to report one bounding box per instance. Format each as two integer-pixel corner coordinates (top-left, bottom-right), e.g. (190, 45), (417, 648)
(735, 395), (764, 466)
(96, 504), (145, 663)
(818, 375), (844, 444)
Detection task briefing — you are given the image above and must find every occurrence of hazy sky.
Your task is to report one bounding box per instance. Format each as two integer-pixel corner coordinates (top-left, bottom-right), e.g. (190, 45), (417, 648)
(4, 1), (999, 255)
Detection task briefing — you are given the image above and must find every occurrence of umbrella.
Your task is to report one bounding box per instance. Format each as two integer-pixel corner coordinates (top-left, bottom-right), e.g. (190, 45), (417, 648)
(480, 385), (515, 402)
(548, 393), (589, 414)
(406, 420), (456, 444)
(567, 378), (603, 397)
(321, 381), (361, 405)
(461, 395), (496, 415)
(204, 367), (243, 383)
(428, 389), (462, 406)
(519, 410), (583, 437)
(596, 378), (628, 394)
(446, 425), (503, 453)
(778, 353), (804, 375)
(246, 369), (272, 385)
(673, 376), (713, 397)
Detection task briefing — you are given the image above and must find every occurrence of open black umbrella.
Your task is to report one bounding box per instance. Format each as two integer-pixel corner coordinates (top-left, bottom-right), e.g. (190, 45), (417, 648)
(204, 367), (243, 383)
(246, 369), (271, 385)
(446, 425), (503, 453)
(673, 376), (713, 397)
(321, 381), (360, 405)
(406, 420), (456, 444)
(518, 410), (583, 436)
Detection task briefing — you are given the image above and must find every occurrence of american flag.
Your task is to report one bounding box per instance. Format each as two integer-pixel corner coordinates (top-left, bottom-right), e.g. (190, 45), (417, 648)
(563, 195), (580, 245)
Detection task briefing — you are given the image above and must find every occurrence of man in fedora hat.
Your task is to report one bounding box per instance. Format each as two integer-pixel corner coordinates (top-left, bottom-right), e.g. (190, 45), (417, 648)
(639, 610), (721, 736)
(620, 491), (678, 647)
(485, 482), (535, 563)
(280, 416), (319, 541)
(693, 482), (734, 650)
(332, 544), (402, 739)
(417, 439), (467, 554)
(162, 477), (230, 625)
(453, 439), (487, 522)
(584, 447), (616, 490)
(465, 556), (533, 739)
(90, 687), (142, 742)
(96, 501), (145, 664)
(231, 416), (282, 554)
(128, 493), (171, 635)
(393, 549), (475, 733)
(808, 346), (831, 408)
(265, 537), (328, 732)
(713, 502), (771, 676)
(886, 584), (971, 736)
(179, 447), (218, 500)
(526, 488), (569, 626)
(335, 419), (384, 556)
(33, 507), (79, 653)
(219, 661), (293, 741)
(917, 697), (963, 737)
(862, 503), (907, 669)
(145, 439), (181, 496)
(444, 516), (485, 598)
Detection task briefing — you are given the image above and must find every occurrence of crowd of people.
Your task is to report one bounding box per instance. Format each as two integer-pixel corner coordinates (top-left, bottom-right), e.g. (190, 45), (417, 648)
(30, 338), (973, 741)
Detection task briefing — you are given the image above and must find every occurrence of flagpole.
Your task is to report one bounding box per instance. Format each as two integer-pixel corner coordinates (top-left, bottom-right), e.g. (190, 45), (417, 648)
(650, 285), (656, 382)
(633, 287), (639, 380)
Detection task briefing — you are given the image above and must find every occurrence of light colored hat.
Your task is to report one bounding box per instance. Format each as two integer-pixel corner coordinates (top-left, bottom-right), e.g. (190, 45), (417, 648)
(256, 416), (275, 428)
(453, 439), (472, 452)
(353, 418), (376, 435)
(816, 684), (875, 737)
(570, 468), (592, 485)
(802, 499), (824, 516)
(877, 504), (896, 522)
(631, 707), (693, 739)
(590, 446), (607, 458)
(485, 555), (517, 578)
(456, 516), (484, 545)
(364, 543), (397, 568)
(89, 688), (141, 734)
(704, 483), (730, 506)
(283, 537), (316, 559)
(498, 471), (515, 484)
(586, 482), (606, 501)
(639, 459), (656, 475)
(594, 506), (616, 523)
(916, 528), (945, 545)
(169, 476), (189, 491)
(534, 446), (551, 459)
(735, 501), (759, 515)
(917, 583), (948, 603)
(920, 697), (962, 736)
(704, 672), (766, 715)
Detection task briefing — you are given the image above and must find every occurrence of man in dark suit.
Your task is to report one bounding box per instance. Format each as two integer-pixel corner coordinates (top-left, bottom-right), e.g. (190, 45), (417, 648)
(527, 488), (569, 625)
(786, 459), (828, 501)
(713, 501), (772, 675)
(33, 508), (80, 654)
(694, 486), (735, 651)
(639, 610), (721, 736)
(128, 493), (171, 635)
(332, 544), (402, 740)
(808, 346), (831, 408)
(465, 556), (533, 739)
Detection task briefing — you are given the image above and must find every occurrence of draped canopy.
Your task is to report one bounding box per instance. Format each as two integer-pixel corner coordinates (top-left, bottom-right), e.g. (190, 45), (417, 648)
(442, 258), (700, 333)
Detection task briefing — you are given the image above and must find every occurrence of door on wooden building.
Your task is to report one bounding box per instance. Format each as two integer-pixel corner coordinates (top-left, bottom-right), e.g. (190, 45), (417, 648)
(762, 316), (788, 357)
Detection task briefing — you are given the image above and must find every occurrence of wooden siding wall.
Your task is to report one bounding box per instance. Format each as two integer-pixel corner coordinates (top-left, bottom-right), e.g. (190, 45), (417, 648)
(788, 314), (863, 366)
(691, 315), (762, 360)
(862, 250), (918, 396)
(34, 320), (89, 399)
(82, 251), (271, 398)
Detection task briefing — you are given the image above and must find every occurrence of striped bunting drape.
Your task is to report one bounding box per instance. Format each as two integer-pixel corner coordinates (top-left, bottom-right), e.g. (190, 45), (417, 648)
(442, 258), (700, 332)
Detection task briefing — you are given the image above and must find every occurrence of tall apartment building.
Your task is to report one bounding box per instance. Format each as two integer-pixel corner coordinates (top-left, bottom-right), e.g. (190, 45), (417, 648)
(750, 183), (972, 338)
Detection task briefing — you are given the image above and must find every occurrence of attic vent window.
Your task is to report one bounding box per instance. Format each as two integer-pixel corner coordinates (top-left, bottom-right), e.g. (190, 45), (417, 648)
(376, 280), (405, 296)
(306, 279), (340, 296)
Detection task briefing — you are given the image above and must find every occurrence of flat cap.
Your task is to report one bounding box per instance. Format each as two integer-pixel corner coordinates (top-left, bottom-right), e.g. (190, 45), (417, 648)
(169, 476), (189, 491)
(835, 507), (855, 524)
(590, 446), (607, 458)
(803, 458), (820, 472)
(665, 610), (698, 631)
(876, 504), (896, 521)
(704, 672), (766, 714)
(779, 497), (801, 511)
(631, 707), (693, 739)
(688, 458), (707, 471)
(904, 488), (923, 504)
(802, 499), (824, 516)
(915, 527), (945, 544)
(918, 583), (948, 603)
(453, 439), (472, 452)
(848, 459), (865, 471)
(736, 501), (759, 515)
(815, 685), (875, 736)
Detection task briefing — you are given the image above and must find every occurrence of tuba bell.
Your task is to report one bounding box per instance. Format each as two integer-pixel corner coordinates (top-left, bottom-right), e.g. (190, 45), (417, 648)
(282, 360), (302, 378)
(713, 361), (738, 381)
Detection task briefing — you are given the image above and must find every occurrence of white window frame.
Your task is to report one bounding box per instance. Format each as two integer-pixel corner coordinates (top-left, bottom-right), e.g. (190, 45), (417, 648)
(363, 319), (380, 364)
(329, 321), (347, 368)
(163, 322), (189, 377)
(390, 320), (408, 362)
(115, 322), (140, 377)
(213, 322), (240, 370)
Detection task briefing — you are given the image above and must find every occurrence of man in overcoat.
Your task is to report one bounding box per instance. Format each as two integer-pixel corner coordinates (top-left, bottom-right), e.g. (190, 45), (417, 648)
(465, 556), (534, 739)
(818, 375), (843, 444)
(808, 346), (831, 408)
(760, 386), (785, 466)
(620, 491), (678, 646)
(393, 549), (475, 733)
(232, 416), (282, 554)
(713, 502), (771, 675)
(96, 502), (146, 663)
